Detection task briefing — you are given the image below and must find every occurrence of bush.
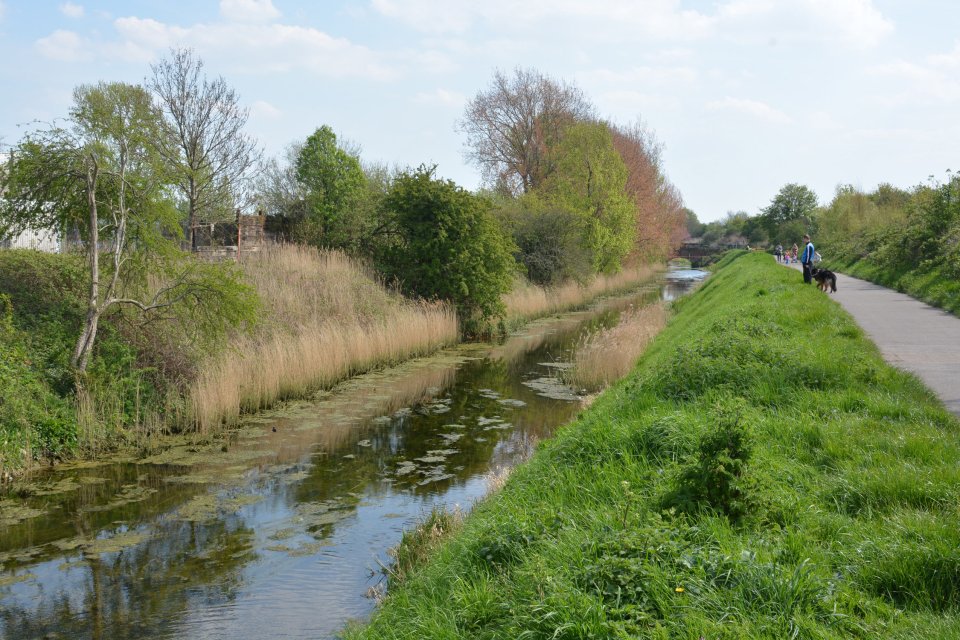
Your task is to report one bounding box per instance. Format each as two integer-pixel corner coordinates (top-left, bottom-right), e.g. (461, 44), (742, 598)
(0, 294), (76, 467)
(663, 400), (757, 521)
(378, 165), (518, 334)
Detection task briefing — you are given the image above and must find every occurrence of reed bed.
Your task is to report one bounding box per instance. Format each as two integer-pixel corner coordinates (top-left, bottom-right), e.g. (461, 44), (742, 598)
(502, 264), (659, 325)
(566, 302), (667, 391)
(187, 245), (458, 432)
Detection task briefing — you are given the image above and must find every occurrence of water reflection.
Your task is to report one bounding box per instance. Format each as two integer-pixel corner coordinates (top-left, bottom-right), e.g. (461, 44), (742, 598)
(0, 270), (704, 640)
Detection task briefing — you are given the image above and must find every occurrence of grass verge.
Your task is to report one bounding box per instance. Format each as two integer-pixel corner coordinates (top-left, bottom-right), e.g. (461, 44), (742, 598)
(345, 251), (960, 639)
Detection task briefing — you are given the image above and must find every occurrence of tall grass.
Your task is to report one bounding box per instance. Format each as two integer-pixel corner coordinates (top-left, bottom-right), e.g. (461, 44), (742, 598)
(502, 264), (659, 326)
(565, 302), (667, 391)
(187, 245), (457, 432)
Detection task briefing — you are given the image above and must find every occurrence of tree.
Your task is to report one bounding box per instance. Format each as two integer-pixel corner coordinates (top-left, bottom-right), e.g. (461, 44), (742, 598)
(1, 82), (254, 376)
(540, 121), (635, 273)
(378, 166), (517, 331)
(609, 120), (687, 261)
(460, 68), (594, 196)
(149, 48), (261, 248)
(293, 125), (367, 247)
(760, 183), (818, 240)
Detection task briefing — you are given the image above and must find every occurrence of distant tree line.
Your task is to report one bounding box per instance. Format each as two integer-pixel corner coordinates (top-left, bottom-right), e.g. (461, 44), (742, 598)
(684, 175), (959, 311)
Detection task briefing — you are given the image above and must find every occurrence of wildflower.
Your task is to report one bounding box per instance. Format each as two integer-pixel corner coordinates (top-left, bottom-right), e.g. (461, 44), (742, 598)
(675, 587), (685, 593)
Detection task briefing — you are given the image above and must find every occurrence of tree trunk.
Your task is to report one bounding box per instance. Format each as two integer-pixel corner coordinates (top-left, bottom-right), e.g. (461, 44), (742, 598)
(72, 156), (101, 373)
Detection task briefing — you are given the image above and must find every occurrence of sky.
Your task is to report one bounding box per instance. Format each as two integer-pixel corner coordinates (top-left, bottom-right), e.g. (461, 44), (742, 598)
(0, 0), (958, 222)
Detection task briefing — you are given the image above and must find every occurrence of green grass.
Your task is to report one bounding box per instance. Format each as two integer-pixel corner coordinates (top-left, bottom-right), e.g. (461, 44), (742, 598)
(346, 251), (960, 639)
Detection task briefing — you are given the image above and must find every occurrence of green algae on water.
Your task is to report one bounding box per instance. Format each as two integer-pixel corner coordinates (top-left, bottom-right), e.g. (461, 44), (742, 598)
(0, 500), (47, 526)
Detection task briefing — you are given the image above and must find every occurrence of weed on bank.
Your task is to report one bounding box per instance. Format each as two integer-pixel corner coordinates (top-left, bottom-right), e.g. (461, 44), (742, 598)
(346, 251), (960, 639)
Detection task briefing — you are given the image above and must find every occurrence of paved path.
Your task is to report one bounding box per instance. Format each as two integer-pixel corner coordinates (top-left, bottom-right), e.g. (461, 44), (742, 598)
(785, 262), (960, 416)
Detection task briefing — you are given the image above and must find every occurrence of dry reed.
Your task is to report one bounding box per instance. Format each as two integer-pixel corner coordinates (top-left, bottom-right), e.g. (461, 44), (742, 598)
(187, 245), (458, 432)
(566, 302), (667, 392)
(502, 265), (659, 325)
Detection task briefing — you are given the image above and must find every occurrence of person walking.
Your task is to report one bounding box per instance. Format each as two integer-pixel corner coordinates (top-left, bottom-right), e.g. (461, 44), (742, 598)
(800, 234), (815, 284)
(791, 243), (799, 264)
(775, 243), (783, 263)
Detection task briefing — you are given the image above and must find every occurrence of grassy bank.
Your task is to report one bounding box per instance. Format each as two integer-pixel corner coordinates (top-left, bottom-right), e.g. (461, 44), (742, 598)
(0, 246), (458, 472)
(347, 251), (960, 639)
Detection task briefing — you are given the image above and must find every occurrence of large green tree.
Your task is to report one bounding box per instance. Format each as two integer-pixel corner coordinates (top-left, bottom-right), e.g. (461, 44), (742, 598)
(540, 121), (635, 273)
(293, 125), (367, 247)
(378, 166), (517, 331)
(760, 183), (818, 242)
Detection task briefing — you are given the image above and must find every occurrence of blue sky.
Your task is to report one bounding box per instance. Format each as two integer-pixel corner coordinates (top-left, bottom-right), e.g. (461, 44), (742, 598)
(1, 0), (958, 222)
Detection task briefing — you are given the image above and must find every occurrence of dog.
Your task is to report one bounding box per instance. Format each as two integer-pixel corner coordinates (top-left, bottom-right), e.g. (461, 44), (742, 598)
(811, 267), (837, 293)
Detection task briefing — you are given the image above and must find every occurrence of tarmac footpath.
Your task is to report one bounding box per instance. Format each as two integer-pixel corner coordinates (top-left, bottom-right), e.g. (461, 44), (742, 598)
(788, 261), (960, 417)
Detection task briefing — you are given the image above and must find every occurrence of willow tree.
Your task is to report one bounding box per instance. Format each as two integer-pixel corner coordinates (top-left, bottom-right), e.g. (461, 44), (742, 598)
(0, 82), (254, 377)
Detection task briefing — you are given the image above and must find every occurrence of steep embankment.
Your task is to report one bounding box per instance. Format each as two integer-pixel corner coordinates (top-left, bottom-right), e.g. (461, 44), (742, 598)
(347, 251), (960, 639)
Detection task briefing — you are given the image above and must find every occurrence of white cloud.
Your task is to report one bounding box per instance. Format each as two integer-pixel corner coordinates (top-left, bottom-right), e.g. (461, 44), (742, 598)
(929, 41), (960, 70)
(706, 96), (794, 124)
(869, 59), (960, 105)
(220, 0), (280, 23)
(60, 2), (84, 18)
(370, 0), (892, 49)
(35, 29), (93, 61)
(590, 65), (698, 86)
(371, 0), (713, 40)
(413, 88), (466, 107)
(717, 0), (893, 49)
(105, 17), (397, 78)
(250, 100), (282, 118)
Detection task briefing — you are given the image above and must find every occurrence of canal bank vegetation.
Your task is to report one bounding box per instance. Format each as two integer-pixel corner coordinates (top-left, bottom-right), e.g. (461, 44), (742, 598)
(188, 244), (458, 431)
(347, 251), (960, 639)
(565, 301), (667, 392)
(816, 175), (960, 315)
(1, 56), (687, 474)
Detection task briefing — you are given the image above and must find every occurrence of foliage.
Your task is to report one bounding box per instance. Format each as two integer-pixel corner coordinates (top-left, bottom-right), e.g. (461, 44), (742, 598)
(0, 294), (76, 466)
(816, 175), (960, 314)
(348, 252), (960, 639)
(760, 183), (818, 242)
(293, 125), (368, 247)
(540, 121), (635, 273)
(506, 204), (593, 286)
(664, 399), (757, 521)
(378, 165), (517, 333)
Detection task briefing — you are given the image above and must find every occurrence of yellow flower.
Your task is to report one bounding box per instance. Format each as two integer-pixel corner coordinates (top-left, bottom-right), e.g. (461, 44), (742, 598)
(675, 587), (685, 593)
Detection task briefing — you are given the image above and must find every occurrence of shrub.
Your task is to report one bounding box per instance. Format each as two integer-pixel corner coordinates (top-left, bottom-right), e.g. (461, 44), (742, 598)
(378, 165), (518, 334)
(664, 400), (757, 521)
